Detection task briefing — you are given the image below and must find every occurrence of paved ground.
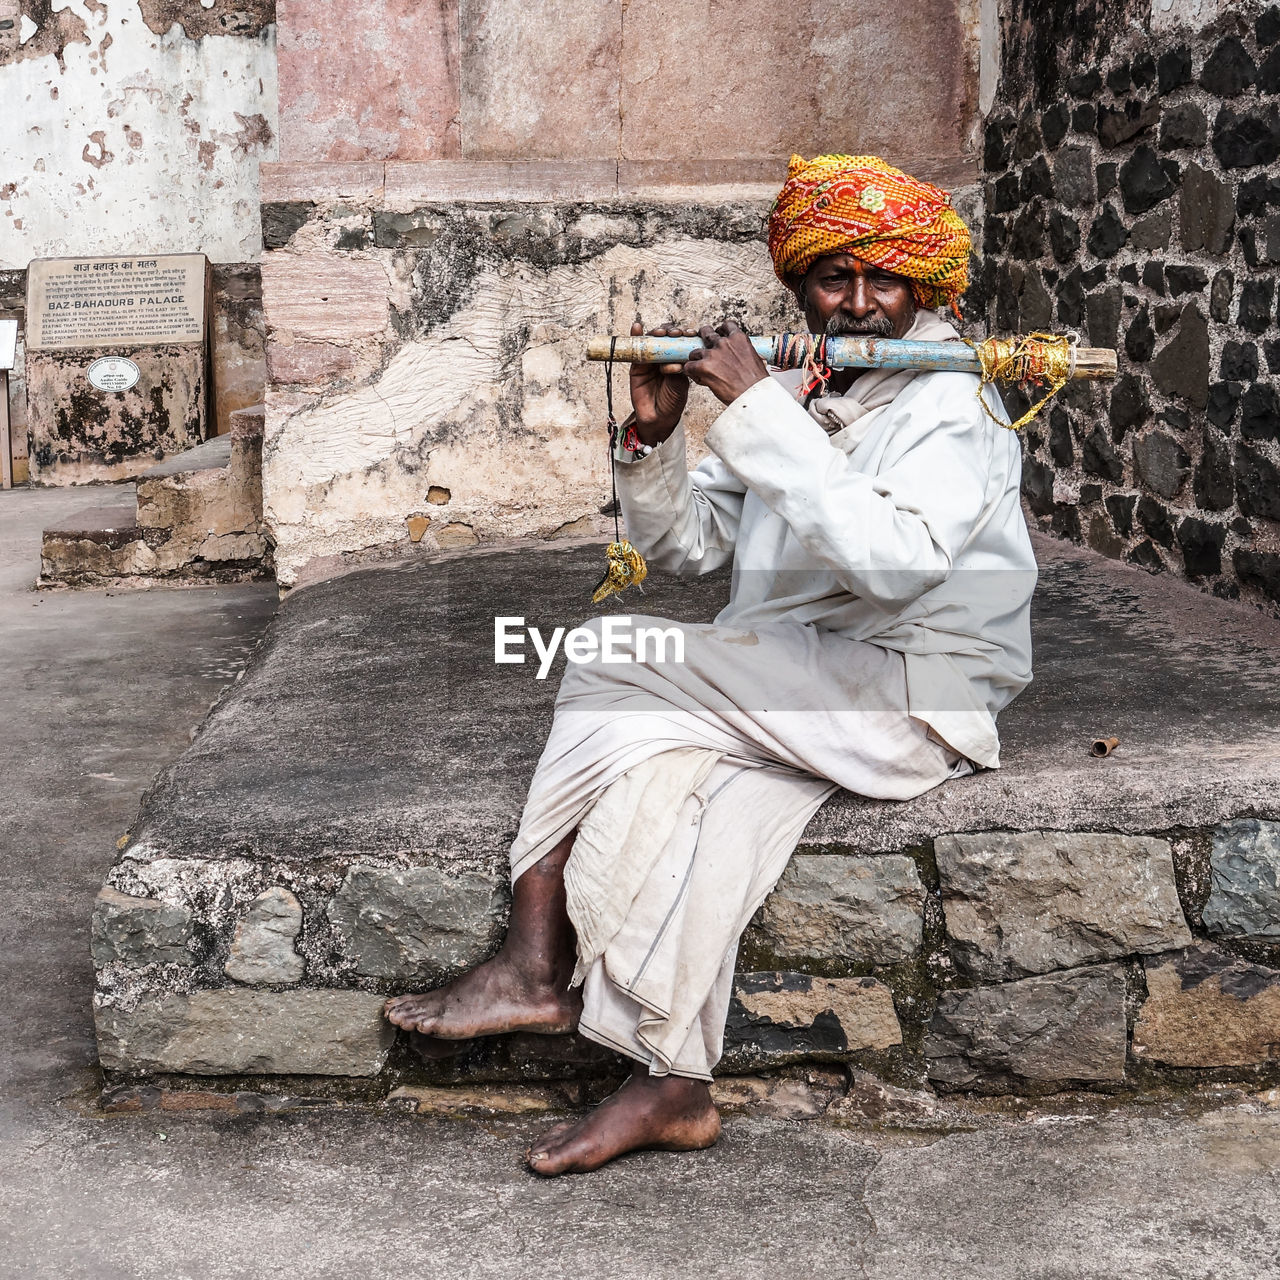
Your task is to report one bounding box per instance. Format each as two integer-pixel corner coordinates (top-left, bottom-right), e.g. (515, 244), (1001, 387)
(4, 483), (1280, 1280)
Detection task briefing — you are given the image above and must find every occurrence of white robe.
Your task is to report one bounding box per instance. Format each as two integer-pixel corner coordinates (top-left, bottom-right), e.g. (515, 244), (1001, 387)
(508, 311), (1037, 1080)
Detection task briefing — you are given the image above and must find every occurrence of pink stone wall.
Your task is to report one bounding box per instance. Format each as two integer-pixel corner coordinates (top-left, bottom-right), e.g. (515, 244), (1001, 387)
(277, 0), (461, 162)
(277, 0), (977, 172)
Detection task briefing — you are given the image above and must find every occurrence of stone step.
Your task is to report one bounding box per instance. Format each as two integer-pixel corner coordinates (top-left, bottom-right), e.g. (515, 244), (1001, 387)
(40, 408), (271, 587)
(39, 500), (156, 586)
(91, 535), (1280, 1101)
(140, 434), (233, 480)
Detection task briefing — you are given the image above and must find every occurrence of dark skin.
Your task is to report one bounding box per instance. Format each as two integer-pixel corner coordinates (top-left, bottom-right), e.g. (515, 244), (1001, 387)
(383, 252), (917, 1177)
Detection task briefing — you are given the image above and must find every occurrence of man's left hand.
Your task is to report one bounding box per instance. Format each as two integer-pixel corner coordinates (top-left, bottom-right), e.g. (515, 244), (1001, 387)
(684, 319), (770, 405)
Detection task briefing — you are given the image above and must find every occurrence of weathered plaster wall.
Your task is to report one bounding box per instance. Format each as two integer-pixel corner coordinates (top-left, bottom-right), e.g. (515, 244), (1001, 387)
(260, 187), (796, 587)
(3, 2), (277, 468)
(977, 0), (1280, 614)
(1, 0), (278, 266)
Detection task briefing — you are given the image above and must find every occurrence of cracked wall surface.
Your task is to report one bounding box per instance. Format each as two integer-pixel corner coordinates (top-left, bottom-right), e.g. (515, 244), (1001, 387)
(260, 196), (806, 587)
(1, 0), (278, 266)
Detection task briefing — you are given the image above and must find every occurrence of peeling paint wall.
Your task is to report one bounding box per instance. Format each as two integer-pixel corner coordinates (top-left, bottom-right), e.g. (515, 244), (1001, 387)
(2, 2), (277, 463)
(1, 0), (277, 265)
(260, 196), (801, 587)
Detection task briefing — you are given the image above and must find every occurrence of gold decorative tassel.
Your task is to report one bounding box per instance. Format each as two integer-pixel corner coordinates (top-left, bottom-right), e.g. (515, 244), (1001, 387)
(592, 540), (648, 604)
(968, 332), (1074, 430)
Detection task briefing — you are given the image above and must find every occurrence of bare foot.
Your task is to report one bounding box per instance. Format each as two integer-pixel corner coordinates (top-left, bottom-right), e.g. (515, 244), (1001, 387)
(525, 1070), (721, 1176)
(384, 951), (581, 1038)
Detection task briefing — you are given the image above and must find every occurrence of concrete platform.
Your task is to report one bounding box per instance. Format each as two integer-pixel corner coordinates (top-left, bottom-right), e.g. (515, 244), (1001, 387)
(93, 534), (1280, 1095)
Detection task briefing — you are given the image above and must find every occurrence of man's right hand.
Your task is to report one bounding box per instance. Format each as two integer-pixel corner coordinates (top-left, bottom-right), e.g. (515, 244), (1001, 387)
(628, 321), (694, 448)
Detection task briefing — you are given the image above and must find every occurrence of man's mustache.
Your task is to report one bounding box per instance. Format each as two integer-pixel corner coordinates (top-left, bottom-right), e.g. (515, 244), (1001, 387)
(824, 314), (893, 337)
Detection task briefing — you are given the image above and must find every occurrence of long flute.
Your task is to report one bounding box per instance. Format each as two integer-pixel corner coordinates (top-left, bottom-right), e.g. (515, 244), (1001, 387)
(587, 333), (1117, 381)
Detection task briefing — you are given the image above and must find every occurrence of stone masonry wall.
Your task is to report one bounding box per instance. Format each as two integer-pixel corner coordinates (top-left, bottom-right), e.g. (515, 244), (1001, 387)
(980, 0), (1280, 614)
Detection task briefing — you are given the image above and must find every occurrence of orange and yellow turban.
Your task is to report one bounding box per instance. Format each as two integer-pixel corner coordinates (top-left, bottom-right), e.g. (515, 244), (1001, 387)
(767, 154), (972, 311)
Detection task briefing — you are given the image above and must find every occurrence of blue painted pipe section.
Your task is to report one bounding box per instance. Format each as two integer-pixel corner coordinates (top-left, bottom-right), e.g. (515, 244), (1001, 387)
(588, 334), (988, 371)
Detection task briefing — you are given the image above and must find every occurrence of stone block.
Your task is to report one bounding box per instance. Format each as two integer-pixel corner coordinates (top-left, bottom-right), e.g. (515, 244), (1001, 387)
(1159, 102), (1207, 151)
(1150, 304), (1209, 409)
(1195, 428), (1235, 511)
(752, 853), (924, 968)
(382, 160), (618, 205)
(1236, 444), (1280, 521)
(1133, 944), (1280, 1068)
(1202, 820), (1280, 941)
(617, 0), (970, 170)
(1053, 146), (1095, 208)
(1200, 36), (1256, 97)
(1179, 164), (1235, 255)
(91, 886), (194, 969)
(1086, 204), (1128, 258)
(1137, 496), (1175, 550)
(224, 887), (306, 986)
(1238, 280), (1275, 334)
(462, 0), (620, 161)
(259, 254), (391, 344)
(328, 865), (506, 982)
(1133, 431), (1190, 499)
(259, 163), (386, 205)
(926, 964), (1127, 1091)
(1157, 45), (1192, 94)
(1118, 145), (1173, 216)
(1212, 106), (1280, 170)
(1131, 207), (1172, 251)
(1241, 384), (1280, 442)
(95, 989), (394, 1076)
(935, 831), (1191, 982)
(1176, 517), (1225, 579)
(1097, 99), (1158, 149)
(26, 345), (206, 486)
(721, 971), (901, 1070)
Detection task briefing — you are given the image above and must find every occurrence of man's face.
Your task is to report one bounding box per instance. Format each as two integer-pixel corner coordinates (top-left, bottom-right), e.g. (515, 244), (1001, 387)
(796, 253), (918, 339)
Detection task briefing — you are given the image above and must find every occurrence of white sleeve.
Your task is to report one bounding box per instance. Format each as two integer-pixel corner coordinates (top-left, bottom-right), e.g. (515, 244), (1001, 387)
(613, 422), (747, 577)
(704, 374), (993, 608)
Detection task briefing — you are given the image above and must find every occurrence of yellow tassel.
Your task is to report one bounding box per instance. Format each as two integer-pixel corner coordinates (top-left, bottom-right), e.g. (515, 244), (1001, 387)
(967, 332), (1074, 430)
(592, 540), (648, 604)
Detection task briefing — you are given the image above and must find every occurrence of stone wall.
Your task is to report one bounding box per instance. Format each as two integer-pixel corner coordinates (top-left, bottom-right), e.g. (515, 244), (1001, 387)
(259, 175), (791, 587)
(274, 0), (978, 180)
(980, 0), (1280, 613)
(258, 0), (985, 587)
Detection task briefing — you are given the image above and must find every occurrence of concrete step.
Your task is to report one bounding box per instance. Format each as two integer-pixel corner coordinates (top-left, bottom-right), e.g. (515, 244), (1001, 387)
(92, 535), (1280, 1103)
(38, 499), (157, 586)
(39, 406), (271, 587)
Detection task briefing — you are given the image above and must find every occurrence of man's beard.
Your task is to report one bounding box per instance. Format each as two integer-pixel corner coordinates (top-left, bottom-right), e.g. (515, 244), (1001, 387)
(823, 313), (893, 338)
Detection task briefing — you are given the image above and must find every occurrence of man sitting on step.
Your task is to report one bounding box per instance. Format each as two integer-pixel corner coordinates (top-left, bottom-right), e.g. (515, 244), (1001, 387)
(386, 153), (1038, 1176)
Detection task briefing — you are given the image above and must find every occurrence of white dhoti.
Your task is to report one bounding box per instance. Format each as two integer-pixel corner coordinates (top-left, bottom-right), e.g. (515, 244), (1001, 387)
(509, 616), (968, 1081)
